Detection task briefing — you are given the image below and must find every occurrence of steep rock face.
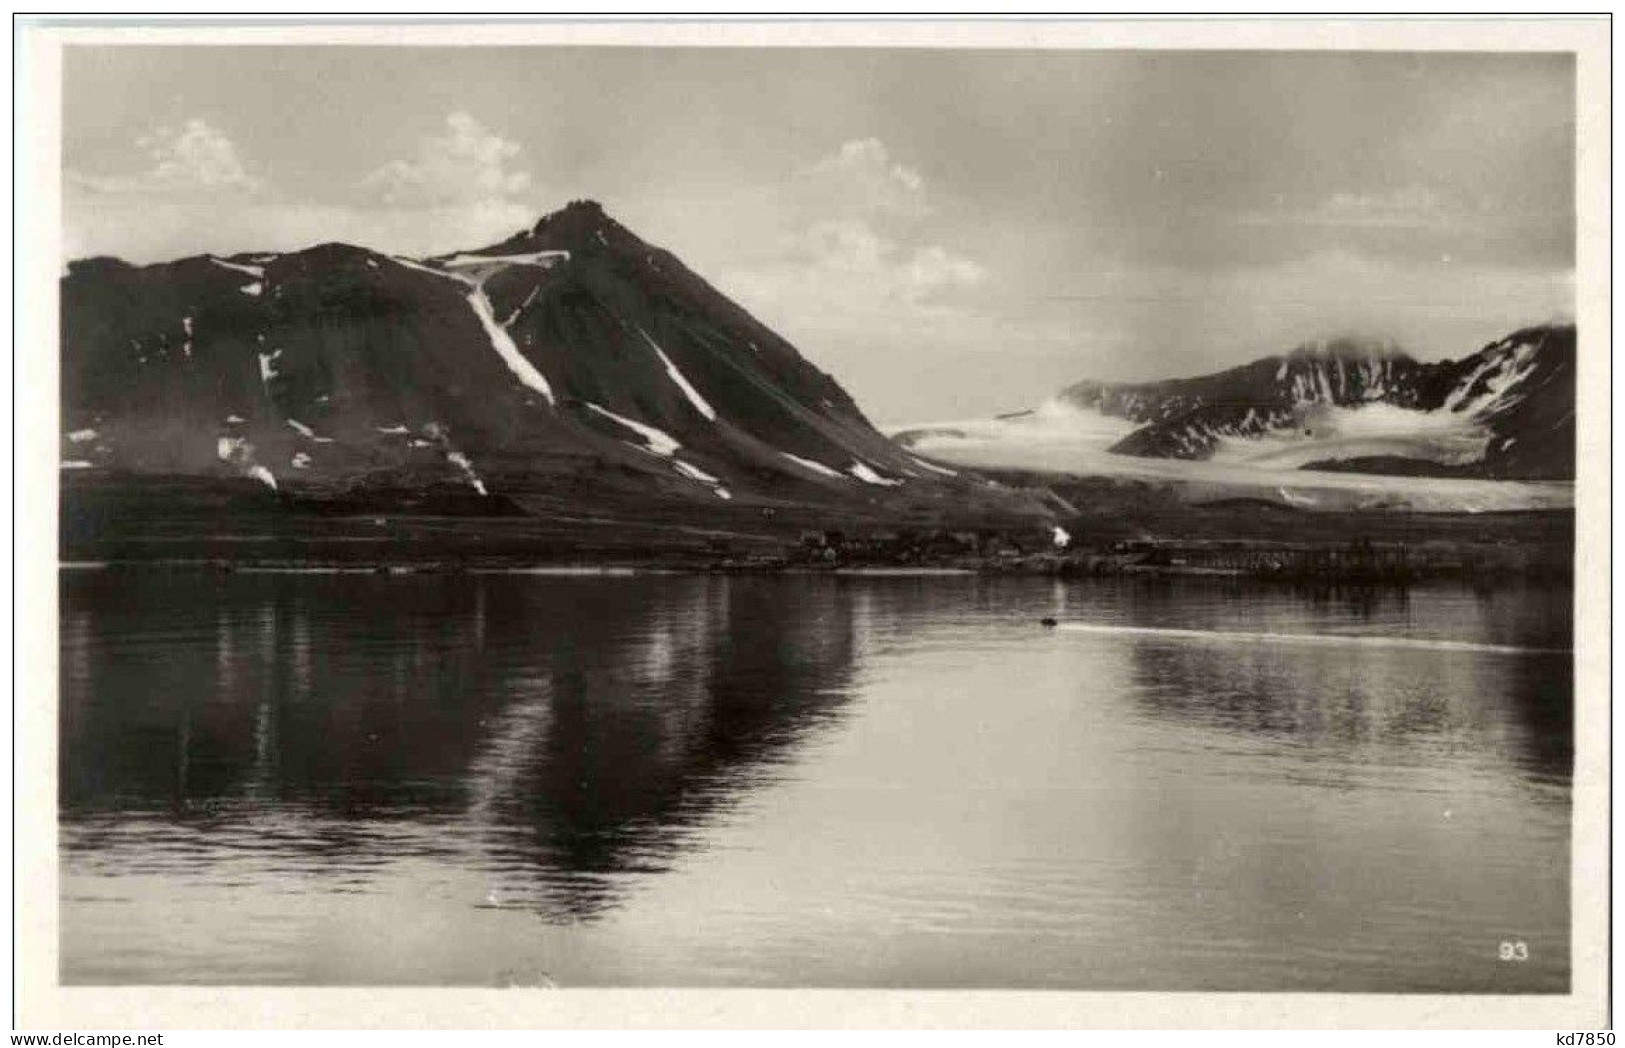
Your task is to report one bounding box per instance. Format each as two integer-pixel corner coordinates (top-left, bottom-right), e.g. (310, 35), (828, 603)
(60, 201), (989, 513)
(1055, 326), (1575, 480)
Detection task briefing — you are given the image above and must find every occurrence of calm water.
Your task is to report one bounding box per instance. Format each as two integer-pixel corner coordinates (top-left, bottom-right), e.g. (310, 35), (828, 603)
(59, 569), (1572, 991)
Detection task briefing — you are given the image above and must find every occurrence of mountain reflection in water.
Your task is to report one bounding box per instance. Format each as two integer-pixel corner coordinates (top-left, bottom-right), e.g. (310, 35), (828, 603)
(60, 571), (1571, 989)
(62, 573), (859, 923)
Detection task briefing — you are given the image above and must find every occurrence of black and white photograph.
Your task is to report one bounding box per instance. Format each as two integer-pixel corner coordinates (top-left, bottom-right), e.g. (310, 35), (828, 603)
(16, 15), (1610, 1031)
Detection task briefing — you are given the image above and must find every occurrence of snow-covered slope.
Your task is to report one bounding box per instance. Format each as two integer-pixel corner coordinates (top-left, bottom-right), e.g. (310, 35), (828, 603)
(891, 326), (1575, 513)
(1064, 339), (1419, 452)
(60, 201), (1024, 521)
(1046, 327), (1572, 481)
(890, 400), (1570, 514)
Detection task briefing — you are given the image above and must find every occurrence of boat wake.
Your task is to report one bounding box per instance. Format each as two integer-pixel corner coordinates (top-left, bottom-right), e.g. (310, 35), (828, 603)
(1054, 622), (1568, 656)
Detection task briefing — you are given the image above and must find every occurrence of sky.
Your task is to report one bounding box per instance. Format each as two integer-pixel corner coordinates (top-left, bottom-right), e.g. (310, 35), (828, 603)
(61, 46), (1576, 422)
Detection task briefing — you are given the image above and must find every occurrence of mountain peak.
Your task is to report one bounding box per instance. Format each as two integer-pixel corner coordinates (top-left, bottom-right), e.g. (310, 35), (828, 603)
(534, 198), (606, 230)
(520, 198), (636, 252)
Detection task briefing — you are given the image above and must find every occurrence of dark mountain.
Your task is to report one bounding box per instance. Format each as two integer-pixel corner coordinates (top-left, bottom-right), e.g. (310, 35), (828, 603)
(1056, 326), (1575, 480)
(60, 201), (1024, 523)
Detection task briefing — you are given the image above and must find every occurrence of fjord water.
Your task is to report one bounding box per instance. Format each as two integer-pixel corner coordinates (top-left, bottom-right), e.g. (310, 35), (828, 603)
(59, 570), (1571, 991)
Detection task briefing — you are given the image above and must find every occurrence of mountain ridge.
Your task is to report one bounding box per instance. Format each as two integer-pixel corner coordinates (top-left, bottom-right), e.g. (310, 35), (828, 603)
(60, 200), (1038, 526)
(1051, 325), (1575, 480)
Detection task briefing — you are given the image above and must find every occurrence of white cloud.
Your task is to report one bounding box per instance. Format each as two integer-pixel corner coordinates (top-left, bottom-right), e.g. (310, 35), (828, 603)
(793, 138), (929, 220)
(904, 244), (988, 297)
(704, 138), (995, 417)
(791, 219), (985, 305)
(346, 112), (538, 253)
(799, 218), (887, 275)
(725, 138), (985, 323)
(65, 111), (544, 260)
(360, 112), (532, 208)
(69, 118), (263, 198)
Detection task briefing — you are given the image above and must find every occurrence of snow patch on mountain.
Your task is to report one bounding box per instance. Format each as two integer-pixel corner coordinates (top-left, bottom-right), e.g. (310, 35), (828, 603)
(1443, 339), (1541, 415)
(585, 402), (680, 456)
(467, 286), (556, 407)
(1209, 401), (1491, 470)
(209, 257), (264, 279)
(909, 455), (958, 477)
(217, 434), (277, 491)
(640, 327), (717, 421)
(387, 255), (472, 286)
(849, 462), (904, 487)
(447, 450), (488, 496)
(502, 284), (542, 327)
(443, 250), (570, 270)
(672, 459), (720, 485)
(781, 452), (845, 479)
(286, 418), (334, 443)
(667, 456), (734, 499)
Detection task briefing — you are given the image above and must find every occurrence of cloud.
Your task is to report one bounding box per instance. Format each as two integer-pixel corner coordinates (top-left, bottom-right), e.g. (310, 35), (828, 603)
(359, 111), (532, 208)
(792, 138), (930, 220)
(68, 118), (263, 198)
(64, 112), (544, 260)
(727, 139), (985, 319)
(702, 138), (995, 417)
(904, 244), (988, 297)
(347, 112), (538, 253)
(776, 218), (986, 307)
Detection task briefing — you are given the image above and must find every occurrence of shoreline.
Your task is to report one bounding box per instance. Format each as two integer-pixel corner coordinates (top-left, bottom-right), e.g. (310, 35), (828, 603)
(59, 474), (1575, 589)
(58, 548), (1574, 588)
